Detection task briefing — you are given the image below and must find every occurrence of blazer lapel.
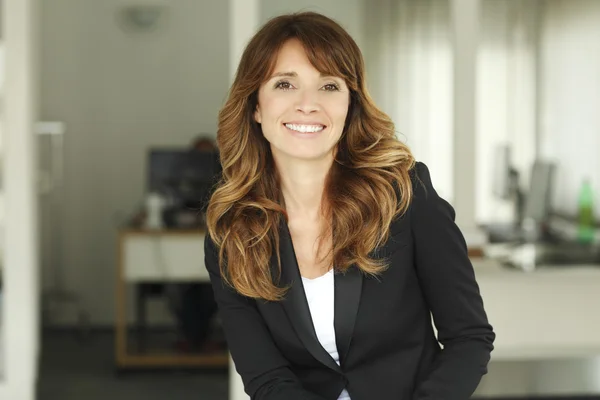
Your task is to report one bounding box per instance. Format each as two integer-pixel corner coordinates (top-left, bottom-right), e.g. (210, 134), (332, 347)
(334, 264), (362, 366)
(278, 220), (341, 373)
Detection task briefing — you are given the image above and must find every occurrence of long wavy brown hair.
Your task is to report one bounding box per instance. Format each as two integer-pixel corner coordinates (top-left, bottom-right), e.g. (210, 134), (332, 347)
(206, 11), (415, 301)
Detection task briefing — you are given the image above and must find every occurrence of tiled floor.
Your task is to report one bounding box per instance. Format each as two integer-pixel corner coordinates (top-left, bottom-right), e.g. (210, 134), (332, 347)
(37, 330), (228, 400)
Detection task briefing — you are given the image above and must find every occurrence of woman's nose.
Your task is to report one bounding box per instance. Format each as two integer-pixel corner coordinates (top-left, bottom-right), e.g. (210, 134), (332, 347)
(295, 90), (321, 114)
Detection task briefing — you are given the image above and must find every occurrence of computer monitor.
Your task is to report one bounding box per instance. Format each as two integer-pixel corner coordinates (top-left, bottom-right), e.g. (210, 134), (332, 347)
(147, 148), (221, 209)
(523, 160), (555, 222)
(491, 144), (513, 200)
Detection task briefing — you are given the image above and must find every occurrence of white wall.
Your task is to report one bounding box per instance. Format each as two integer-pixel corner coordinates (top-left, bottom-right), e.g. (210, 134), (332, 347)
(538, 0), (600, 219)
(260, 0), (364, 48)
(40, 0), (230, 325)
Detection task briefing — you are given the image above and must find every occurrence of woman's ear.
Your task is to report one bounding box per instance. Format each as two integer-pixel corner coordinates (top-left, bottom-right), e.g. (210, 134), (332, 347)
(254, 105), (262, 124)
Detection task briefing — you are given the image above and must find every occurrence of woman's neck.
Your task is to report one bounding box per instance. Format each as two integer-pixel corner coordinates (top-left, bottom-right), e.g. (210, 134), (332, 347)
(275, 155), (333, 220)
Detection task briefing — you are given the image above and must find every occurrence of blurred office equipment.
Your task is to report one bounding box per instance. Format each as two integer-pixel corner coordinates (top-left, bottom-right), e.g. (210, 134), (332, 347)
(491, 144), (516, 201)
(145, 148), (221, 229)
(144, 192), (167, 230)
(486, 145), (525, 242)
(485, 144), (557, 244)
(521, 160), (556, 241)
(523, 160), (555, 223)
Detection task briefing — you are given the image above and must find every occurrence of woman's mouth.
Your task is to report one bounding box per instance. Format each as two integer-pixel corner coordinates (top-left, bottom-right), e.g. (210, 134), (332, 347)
(284, 123), (326, 133)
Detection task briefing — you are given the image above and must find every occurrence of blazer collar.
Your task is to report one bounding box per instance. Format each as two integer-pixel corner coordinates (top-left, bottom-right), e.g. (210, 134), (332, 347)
(277, 219), (363, 372)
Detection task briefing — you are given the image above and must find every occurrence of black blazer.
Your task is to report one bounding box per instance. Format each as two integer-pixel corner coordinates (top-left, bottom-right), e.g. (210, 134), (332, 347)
(204, 162), (495, 400)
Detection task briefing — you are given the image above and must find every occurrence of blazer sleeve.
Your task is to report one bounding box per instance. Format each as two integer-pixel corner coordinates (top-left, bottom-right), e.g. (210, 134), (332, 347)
(409, 162), (495, 400)
(204, 235), (328, 400)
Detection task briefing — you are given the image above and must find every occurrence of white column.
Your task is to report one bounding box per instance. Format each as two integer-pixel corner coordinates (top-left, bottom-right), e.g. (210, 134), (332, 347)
(451, 0), (480, 233)
(1, 0), (40, 399)
(229, 0), (260, 83)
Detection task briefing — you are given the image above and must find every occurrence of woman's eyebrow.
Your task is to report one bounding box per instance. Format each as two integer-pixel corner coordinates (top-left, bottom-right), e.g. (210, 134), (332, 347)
(269, 71), (297, 79)
(269, 71), (341, 80)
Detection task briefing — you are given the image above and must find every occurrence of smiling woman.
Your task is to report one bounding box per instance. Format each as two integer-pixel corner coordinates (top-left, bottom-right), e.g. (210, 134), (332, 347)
(204, 11), (494, 400)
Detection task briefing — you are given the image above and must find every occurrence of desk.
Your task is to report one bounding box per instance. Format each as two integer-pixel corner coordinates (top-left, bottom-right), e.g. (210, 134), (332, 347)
(115, 229), (228, 370)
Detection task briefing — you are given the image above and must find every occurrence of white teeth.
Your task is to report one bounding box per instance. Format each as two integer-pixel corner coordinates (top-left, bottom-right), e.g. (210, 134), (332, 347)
(285, 124), (325, 133)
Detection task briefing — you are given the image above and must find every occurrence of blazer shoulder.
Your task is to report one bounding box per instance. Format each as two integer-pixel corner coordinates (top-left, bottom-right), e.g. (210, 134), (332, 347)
(408, 161), (433, 204)
(408, 161), (457, 222)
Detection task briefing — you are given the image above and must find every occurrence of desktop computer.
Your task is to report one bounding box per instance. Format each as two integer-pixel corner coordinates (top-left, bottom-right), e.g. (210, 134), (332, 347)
(485, 144), (556, 243)
(146, 148), (222, 229)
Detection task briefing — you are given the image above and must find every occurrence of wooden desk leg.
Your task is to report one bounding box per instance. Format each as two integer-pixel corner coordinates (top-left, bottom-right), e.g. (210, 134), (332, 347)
(136, 284), (148, 353)
(115, 231), (127, 366)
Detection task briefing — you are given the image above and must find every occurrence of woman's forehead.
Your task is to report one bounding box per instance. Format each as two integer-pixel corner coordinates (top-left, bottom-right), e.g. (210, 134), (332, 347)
(266, 39), (345, 80)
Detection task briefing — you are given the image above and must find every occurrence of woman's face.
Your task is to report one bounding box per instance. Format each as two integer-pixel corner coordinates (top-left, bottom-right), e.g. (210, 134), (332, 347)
(254, 39), (350, 163)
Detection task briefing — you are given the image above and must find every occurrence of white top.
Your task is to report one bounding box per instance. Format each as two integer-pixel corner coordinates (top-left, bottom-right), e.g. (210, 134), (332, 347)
(302, 269), (351, 400)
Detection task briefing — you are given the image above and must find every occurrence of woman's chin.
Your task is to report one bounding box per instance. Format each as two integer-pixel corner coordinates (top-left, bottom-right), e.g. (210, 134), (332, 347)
(273, 147), (336, 163)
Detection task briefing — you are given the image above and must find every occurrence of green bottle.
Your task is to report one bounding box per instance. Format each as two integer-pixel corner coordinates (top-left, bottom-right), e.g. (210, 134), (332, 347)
(577, 178), (595, 244)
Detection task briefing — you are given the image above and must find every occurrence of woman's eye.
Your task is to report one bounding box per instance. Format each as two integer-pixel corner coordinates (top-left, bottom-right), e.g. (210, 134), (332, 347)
(322, 83), (340, 92)
(275, 81), (293, 90)
(273, 81), (340, 92)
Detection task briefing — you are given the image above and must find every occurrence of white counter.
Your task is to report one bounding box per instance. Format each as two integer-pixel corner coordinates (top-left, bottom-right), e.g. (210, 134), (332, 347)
(473, 259), (600, 361)
(472, 259), (600, 396)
